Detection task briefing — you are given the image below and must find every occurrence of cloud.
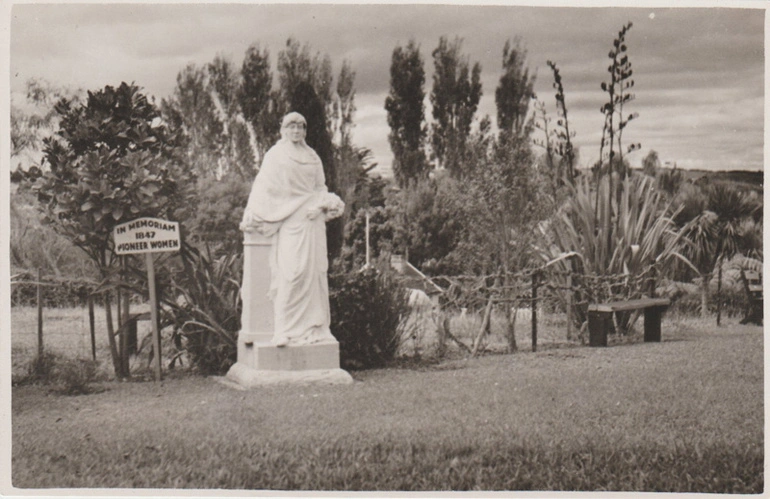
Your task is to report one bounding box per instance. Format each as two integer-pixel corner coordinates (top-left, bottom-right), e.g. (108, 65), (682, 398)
(9, 3), (764, 173)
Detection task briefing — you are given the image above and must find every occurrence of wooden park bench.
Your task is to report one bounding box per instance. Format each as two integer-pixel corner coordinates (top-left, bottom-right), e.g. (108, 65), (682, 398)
(740, 270), (763, 326)
(587, 297), (671, 347)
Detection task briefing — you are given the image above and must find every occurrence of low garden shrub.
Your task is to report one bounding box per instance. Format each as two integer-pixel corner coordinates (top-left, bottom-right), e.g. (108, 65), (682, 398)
(23, 351), (60, 384)
(329, 265), (410, 370)
(17, 352), (99, 395)
(54, 358), (99, 395)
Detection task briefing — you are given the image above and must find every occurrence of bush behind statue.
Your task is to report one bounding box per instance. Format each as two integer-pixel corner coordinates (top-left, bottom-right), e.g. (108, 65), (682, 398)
(329, 265), (410, 370)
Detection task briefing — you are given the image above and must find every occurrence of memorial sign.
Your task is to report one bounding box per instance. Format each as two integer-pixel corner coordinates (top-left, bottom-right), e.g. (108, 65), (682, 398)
(113, 217), (180, 381)
(114, 217), (180, 255)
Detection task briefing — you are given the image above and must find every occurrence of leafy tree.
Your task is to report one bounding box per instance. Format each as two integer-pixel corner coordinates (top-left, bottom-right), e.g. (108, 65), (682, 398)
(669, 181), (705, 227)
(495, 38), (535, 140)
(11, 78), (83, 174)
(693, 183), (760, 321)
(330, 59), (357, 147)
(161, 64), (225, 178)
(385, 39), (428, 187)
(10, 184), (96, 279)
(206, 54), (258, 179)
(32, 82), (195, 378)
(164, 56), (259, 182)
(657, 165), (685, 199)
(390, 174), (468, 276)
(239, 43), (282, 156)
(642, 149), (661, 177)
(185, 172), (252, 255)
(466, 123), (546, 351)
(278, 38), (334, 119)
(342, 204), (395, 271)
(329, 61), (373, 221)
(430, 36), (482, 177)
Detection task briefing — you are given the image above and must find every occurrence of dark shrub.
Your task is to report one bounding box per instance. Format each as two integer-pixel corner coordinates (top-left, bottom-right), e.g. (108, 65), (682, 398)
(329, 265), (410, 370)
(18, 353), (98, 395)
(55, 358), (99, 395)
(24, 351), (60, 383)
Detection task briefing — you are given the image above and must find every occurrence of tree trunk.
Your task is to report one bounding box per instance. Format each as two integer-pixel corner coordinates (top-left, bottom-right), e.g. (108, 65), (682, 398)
(502, 274), (517, 353)
(716, 258), (723, 326)
(472, 299), (494, 357)
(104, 291), (124, 379)
(700, 274), (710, 319)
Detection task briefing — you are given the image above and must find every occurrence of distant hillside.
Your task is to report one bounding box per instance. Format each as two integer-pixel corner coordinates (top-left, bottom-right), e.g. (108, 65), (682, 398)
(648, 168), (764, 194)
(678, 169), (763, 186)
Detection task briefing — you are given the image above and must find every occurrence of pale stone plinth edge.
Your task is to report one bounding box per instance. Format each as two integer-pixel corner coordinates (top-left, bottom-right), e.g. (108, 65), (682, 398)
(220, 362), (354, 388)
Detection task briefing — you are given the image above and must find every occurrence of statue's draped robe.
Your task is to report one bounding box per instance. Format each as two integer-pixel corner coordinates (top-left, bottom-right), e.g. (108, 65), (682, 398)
(242, 140), (336, 346)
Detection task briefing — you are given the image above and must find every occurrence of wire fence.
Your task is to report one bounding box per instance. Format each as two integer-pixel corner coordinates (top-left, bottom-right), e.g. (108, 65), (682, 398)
(11, 268), (156, 379)
(403, 261), (664, 357)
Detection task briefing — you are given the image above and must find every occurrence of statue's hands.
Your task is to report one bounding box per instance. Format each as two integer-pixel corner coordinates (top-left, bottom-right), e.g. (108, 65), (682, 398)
(241, 212), (280, 236)
(306, 207), (322, 220)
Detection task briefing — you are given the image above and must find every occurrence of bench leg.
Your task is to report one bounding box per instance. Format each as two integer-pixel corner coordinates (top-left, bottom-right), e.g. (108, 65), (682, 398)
(588, 311), (611, 347)
(643, 306), (664, 342)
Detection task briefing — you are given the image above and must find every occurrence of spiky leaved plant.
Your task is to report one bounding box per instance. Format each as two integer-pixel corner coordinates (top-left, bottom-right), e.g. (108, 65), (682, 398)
(538, 175), (686, 332)
(164, 243), (242, 374)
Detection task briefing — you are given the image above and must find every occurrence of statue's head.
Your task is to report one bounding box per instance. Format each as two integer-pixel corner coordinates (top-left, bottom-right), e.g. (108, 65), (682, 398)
(280, 112), (307, 144)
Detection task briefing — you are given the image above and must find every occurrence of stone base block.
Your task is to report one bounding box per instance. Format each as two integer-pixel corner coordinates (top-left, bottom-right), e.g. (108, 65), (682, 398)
(225, 338), (353, 388)
(237, 339), (342, 371)
(224, 362), (353, 388)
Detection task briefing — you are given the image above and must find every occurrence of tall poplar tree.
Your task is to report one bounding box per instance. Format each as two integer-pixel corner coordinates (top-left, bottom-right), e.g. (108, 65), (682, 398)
(430, 36), (482, 177)
(289, 81), (343, 263)
(239, 43), (281, 157)
(161, 64), (223, 178)
(495, 37), (535, 140)
(278, 38), (334, 126)
(385, 39), (428, 188)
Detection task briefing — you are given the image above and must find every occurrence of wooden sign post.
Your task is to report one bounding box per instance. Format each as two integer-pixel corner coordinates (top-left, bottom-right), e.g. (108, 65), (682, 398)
(113, 217), (180, 381)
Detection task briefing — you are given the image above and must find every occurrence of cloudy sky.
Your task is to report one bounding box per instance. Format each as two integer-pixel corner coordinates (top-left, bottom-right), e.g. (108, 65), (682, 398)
(8, 2), (766, 175)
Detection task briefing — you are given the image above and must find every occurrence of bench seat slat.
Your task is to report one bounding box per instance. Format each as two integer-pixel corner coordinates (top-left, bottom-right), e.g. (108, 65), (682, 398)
(588, 298), (670, 313)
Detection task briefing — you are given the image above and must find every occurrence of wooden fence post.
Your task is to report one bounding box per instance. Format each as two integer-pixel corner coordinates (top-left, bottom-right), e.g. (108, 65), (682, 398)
(649, 265), (657, 298)
(566, 271), (573, 340)
(119, 256), (131, 374)
(436, 311), (448, 359)
(37, 267), (43, 358)
(531, 271), (538, 353)
(88, 294), (96, 361)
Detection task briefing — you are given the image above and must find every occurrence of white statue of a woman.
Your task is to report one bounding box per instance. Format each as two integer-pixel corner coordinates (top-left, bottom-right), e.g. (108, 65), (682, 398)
(240, 112), (344, 347)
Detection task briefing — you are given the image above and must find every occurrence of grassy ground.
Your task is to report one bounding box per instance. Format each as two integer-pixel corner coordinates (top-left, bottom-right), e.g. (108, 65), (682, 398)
(10, 312), (763, 492)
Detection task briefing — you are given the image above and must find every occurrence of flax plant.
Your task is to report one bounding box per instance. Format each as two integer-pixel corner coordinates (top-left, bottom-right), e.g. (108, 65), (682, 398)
(538, 175), (686, 330)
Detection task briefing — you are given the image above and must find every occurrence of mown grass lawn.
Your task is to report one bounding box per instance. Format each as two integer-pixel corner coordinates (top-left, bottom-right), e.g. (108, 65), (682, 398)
(11, 319), (763, 492)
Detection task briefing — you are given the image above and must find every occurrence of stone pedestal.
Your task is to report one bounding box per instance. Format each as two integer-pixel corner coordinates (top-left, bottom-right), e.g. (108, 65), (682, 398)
(225, 230), (353, 387)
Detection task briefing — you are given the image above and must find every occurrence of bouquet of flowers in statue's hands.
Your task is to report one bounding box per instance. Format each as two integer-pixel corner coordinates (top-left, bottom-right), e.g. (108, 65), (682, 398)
(307, 192), (345, 221)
